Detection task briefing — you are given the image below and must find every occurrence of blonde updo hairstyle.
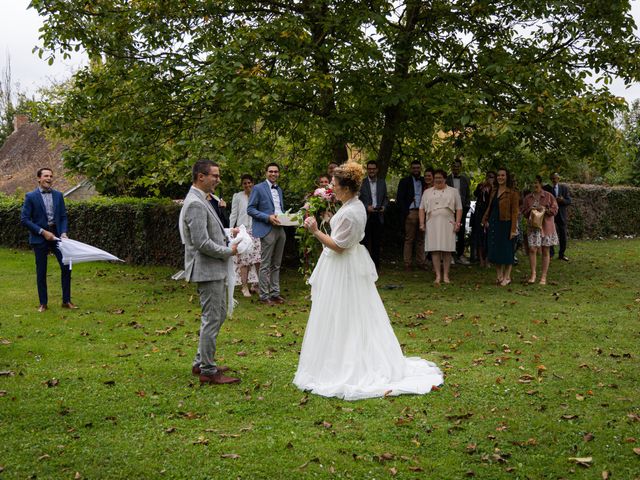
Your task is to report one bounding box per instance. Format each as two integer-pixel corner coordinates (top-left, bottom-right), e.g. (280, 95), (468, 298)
(332, 162), (365, 193)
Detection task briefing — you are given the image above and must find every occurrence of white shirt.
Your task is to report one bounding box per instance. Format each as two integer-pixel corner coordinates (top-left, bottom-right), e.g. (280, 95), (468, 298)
(268, 180), (283, 215)
(368, 178), (378, 208)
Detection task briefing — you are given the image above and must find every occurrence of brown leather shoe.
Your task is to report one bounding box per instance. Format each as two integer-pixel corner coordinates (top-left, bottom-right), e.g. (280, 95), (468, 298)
(192, 365), (229, 376)
(199, 372), (240, 385)
(259, 298), (275, 306)
(61, 302), (79, 309)
(270, 295), (285, 304)
(38, 304), (47, 313)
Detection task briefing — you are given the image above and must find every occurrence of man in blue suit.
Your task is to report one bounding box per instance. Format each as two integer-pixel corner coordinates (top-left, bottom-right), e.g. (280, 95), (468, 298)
(247, 162), (286, 305)
(20, 168), (77, 312)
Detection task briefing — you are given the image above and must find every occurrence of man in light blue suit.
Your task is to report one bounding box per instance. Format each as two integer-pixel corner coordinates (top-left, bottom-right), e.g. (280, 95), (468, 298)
(20, 167), (76, 312)
(247, 162), (286, 305)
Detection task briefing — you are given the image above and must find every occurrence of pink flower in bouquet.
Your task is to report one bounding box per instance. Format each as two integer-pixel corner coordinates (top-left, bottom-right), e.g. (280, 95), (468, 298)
(313, 187), (335, 202)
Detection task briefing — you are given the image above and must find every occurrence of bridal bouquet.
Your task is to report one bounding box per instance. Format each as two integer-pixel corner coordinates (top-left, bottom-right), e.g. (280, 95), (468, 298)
(295, 186), (339, 276)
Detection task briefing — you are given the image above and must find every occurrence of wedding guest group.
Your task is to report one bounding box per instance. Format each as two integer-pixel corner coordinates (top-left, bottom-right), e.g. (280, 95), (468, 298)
(544, 173), (572, 261)
(229, 174), (261, 297)
(247, 162), (287, 305)
(359, 160), (388, 271)
(397, 160), (427, 271)
(180, 160), (240, 385)
(419, 169), (462, 284)
(523, 176), (559, 285)
(21, 167), (77, 312)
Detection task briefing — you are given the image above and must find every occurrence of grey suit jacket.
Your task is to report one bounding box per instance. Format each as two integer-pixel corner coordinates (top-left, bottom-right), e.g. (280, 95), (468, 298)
(180, 186), (233, 283)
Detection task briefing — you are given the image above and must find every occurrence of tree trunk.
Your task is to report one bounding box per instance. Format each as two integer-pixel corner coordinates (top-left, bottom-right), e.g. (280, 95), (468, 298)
(376, 0), (422, 178)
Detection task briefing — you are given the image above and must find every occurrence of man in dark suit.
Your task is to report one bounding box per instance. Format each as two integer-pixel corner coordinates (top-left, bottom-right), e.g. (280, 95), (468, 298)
(446, 158), (471, 264)
(396, 160), (426, 270)
(20, 168), (77, 312)
(544, 172), (572, 261)
(359, 160), (388, 271)
(247, 162), (286, 305)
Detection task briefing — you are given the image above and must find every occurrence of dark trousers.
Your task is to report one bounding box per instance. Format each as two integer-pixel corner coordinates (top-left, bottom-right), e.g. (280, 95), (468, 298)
(363, 213), (383, 270)
(555, 218), (568, 257)
(456, 207), (470, 257)
(33, 231), (71, 305)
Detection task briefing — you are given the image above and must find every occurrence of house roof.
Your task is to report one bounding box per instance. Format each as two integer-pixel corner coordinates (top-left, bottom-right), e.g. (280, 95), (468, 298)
(0, 122), (80, 196)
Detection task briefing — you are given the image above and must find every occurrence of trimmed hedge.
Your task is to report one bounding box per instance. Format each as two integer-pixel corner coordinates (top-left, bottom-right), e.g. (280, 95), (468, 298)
(566, 184), (640, 239)
(0, 196), (184, 268)
(1, 183), (638, 267)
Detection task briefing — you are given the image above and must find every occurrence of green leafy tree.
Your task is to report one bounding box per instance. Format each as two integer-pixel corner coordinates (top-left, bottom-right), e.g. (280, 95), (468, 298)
(31, 0), (640, 197)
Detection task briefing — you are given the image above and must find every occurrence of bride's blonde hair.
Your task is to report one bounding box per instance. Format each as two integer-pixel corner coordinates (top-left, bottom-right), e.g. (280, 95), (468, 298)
(332, 162), (365, 193)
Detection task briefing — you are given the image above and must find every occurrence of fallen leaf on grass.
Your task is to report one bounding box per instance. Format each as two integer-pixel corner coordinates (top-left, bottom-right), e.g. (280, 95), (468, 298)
(110, 309), (125, 314)
(409, 466), (423, 472)
(220, 453), (240, 459)
(0, 370), (15, 377)
(219, 433), (241, 438)
(568, 457), (592, 467)
(518, 374), (535, 384)
(624, 437), (636, 443)
(165, 427), (176, 434)
(466, 443), (477, 453)
(299, 395), (309, 406)
(445, 412), (473, 421)
(298, 457), (320, 469)
(628, 412), (640, 422)
(602, 472), (610, 480)
(236, 351), (247, 357)
(583, 432), (594, 442)
(377, 452), (395, 462)
(634, 447), (640, 455)
(74, 472), (82, 480)
(511, 438), (537, 447)
(38, 454), (50, 461)
(0, 391), (6, 397)
(389, 467), (398, 476)
(44, 378), (59, 388)
(193, 436), (209, 445)
(103, 380), (116, 386)
(0, 339), (12, 345)
(560, 414), (579, 420)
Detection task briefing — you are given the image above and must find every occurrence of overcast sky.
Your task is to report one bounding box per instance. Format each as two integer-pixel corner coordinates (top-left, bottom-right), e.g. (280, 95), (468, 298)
(2, 0), (640, 104)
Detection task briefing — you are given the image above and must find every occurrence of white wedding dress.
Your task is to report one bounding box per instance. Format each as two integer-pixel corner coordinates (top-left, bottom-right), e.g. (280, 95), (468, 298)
(293, 197), (444, 400)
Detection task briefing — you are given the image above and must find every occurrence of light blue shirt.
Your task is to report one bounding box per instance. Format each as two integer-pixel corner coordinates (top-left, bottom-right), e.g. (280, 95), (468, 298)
(412, 178), (422, 209)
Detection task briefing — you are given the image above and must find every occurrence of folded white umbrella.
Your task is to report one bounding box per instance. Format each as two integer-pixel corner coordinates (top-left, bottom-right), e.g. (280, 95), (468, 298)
(56, 237), (123, 269)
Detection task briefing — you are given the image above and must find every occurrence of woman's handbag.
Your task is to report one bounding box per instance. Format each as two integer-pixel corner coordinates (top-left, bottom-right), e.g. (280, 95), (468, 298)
(529, 207), (545, 229)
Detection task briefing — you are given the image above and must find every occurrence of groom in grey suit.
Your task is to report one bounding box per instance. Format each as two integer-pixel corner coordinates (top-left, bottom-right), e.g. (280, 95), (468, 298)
(180, 160), (240, 385)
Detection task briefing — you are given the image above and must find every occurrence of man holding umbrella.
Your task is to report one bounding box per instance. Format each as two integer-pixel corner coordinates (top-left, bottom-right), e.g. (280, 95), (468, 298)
(20, 167), (77, 312)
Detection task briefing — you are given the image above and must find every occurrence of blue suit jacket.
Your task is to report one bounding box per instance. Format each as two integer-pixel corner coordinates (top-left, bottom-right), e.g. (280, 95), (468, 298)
(21, 188), (68, 245)
(247, 180), (284, 238)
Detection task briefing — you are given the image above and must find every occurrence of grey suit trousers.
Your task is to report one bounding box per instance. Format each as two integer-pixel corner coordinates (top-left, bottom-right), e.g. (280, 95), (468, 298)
(193, 279), (227, 375)
(259, 226), (286, 300)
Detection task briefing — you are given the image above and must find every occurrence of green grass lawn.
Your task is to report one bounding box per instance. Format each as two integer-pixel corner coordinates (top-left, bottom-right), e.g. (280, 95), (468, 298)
(1, 240), (639, 479)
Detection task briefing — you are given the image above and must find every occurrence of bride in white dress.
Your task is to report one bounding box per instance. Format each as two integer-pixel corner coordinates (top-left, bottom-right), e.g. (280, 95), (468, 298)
(293, 162), (443, 400)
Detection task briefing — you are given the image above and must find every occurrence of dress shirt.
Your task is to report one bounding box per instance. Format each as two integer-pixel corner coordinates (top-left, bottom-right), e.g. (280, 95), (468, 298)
(39, 188), (55, 225)
(369, 178), (378, 208)
(412, 177), (422, 209)
(268, 180), (283, 214)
